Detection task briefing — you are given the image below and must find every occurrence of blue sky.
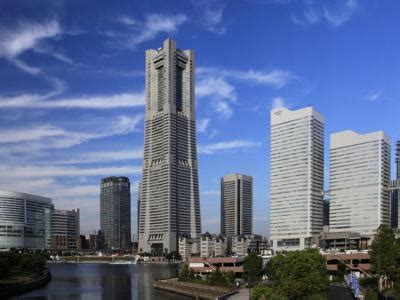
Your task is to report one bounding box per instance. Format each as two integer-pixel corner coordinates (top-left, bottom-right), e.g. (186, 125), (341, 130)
(0, 0), (399, 238)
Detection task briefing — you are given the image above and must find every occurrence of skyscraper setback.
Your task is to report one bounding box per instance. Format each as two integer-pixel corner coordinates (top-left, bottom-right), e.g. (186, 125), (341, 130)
(138, 38), (201, 253)
(269, 107), (324, 250)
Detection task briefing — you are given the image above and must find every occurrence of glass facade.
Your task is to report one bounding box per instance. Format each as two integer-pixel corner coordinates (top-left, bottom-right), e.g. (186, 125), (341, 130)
(0, 190), (53, 249)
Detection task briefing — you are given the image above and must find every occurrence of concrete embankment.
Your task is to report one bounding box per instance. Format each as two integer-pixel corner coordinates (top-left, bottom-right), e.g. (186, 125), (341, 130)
(0, 269), (51, 298)
(154, 278), (238, 299)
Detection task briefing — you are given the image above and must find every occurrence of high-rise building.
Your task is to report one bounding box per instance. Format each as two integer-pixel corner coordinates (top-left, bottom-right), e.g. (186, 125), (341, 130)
(221, 174), (253, 237)
(51, 209), (80, 250)
(137, 182), (142, 242)
(0, 190), (53, 249)
(100, 176), (131, 249)
(269, 107), (324, 250)
(390, 141), (400, 228)
(390, 180), (398, 229)
(138, 38), (201, 254)
(323, 200), (330, 226)
(329, 131), (391, 235)
(397, 141), (400, 179)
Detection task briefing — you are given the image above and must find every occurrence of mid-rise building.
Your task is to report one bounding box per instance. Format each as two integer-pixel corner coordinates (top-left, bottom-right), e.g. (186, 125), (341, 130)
(200, 233), (227, 257)
(221, 174), (253, 237)
(51, 208), (80, 250)
(139, 38), (201, 254)
(232, 234), (264, 256)
(178, 235), (199, 262)
(269, 107), (324, 250)
(0, 190), (53, 249)
(329, 131), (391, 236)
(100, 176), (131, 249)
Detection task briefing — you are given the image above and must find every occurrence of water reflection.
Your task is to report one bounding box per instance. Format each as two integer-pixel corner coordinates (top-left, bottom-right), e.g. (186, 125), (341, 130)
(16, 263), (191, 300)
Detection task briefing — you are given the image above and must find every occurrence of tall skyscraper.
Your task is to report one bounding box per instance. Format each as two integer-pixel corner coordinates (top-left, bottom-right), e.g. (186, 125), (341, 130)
(138, 38), (201, 254)
(397, 141), (400, 179)
(100, 176), (131, 249)
(329, 131), (391, 235)
(137, 182), (141, 242)
(270, 107), (324, 250)
(390, 140), (400, 228)
(221, 173), (253, 237)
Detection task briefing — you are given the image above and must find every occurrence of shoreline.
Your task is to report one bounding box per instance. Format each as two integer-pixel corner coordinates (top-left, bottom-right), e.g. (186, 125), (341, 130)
(48, 260), (181, 265)
(0, 269), (51, 298)
(154, 278), (238, 299)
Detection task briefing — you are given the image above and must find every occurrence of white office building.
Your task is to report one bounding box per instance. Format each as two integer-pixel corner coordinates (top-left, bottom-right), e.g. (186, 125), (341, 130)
(329, 131), (391, 236)
(269, 107), (324, 250)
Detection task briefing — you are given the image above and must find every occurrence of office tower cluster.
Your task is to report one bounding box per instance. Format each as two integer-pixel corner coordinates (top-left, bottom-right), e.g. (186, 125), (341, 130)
(138, 38), (201, 254)
(100, 176), (131, 249)
(269, 106), (397, 251)
(0, 190), (79, 250)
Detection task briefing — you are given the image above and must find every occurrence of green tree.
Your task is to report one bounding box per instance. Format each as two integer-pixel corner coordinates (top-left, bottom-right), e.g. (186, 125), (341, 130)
(224, 271), (236, 287)
(261, 249), (328, 299)
(178, 263), (190, 281)
(0, 253), (11, 278)
(243, 252), (263, 285)
(370, 225), (398, 293)
(208, 268), (227, 286)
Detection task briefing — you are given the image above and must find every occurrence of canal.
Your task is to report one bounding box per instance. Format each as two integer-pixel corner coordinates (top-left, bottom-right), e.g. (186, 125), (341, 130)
(15, 263), (192, 300)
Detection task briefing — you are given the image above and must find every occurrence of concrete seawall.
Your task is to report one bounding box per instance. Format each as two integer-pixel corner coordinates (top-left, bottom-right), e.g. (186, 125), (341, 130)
(154, 278), (238, 299)
(0, 269), (51, 298)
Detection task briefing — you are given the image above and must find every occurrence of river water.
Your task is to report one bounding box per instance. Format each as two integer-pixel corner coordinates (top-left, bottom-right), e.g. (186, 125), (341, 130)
(16, 263), (192, 300)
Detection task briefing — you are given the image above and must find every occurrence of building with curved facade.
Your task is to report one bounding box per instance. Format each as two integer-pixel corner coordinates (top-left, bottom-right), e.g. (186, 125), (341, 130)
(0, 190), (53, 249)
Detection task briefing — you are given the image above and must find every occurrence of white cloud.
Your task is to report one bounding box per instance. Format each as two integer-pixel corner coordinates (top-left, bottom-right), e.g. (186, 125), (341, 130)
(0, 165), (140, 179)
(213, 101), (233, 120)
(202, 6), (226, 34)
(196, 75), (236, 119)
(198, 140), (261, 154)
(118, 16), (137, 26)
(323, 0), (358, 27)
(196, 76), (237, 101)
(0, 114), (143, 158)
(271, 97), (287, 109)
(197, 118), (210, 133)
(0, 20), (61, 74)
(0, 91), (145, 109)
(198, 67), (295, 89)
(291, 0), (358, 27)
(196, 67), (295, 120)
(0, 20), (60, 58)
(129, 14), (187, 47)
(365, 91), (381, 102)
(0, 124), (65, 143)
(53, 149), (143, 165)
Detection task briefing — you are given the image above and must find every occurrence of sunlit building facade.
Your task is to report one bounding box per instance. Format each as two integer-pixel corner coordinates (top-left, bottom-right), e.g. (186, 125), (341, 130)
(0, 190), (53, 249)
(269, 107), (324, 250)
(329, 131), (391, 235)
(139, 38), (201, 254)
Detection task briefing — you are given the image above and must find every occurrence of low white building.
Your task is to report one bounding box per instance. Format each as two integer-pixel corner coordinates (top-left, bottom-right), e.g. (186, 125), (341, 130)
(232, 234), (264, 256)
(179, 236), (199, 261)
(200, 233), (227, 257)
